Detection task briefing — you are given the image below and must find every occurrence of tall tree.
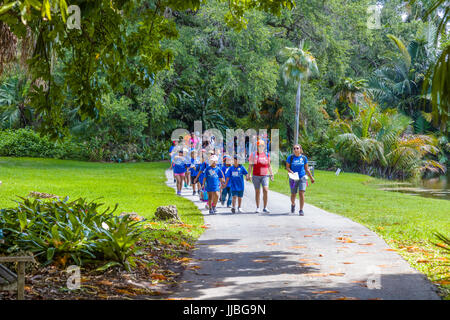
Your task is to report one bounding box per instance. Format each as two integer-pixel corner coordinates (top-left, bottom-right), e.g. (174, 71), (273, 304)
(281, 42), (318, 144)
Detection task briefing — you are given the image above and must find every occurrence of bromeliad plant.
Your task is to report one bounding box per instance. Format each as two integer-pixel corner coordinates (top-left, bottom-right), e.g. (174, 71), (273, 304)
(0, 196), (149, 271)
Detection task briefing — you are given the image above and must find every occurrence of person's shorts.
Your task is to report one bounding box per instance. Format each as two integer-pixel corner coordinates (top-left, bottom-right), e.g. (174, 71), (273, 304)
(231, 190), (244, 197)
(289, 176), (307, 193)
(174, 172), (185, 177)
(206, 186), (220, 193)
(252, 175), (269, 189)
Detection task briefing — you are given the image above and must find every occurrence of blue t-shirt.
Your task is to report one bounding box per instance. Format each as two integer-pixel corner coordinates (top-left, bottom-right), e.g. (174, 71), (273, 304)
(172, 156), (187, 174)
(287, 154), (308, 178)
(188, 157), (200, 176)
(226, 165), (248, 192)
(220, 165), (232, 188)
(203, 166), (224, 191)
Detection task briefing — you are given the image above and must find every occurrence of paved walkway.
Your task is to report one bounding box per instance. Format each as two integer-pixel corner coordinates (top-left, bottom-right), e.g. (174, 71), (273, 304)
(165, 170), (440, 300)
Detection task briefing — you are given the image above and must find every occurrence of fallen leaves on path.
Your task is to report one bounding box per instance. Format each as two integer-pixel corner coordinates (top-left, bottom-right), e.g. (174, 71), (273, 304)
(215, 258), (231, 262)
(151, 273), (167, 281)
(342, 262), (354, 264)
(253, 259), (271, 263)
(312, 290), (339, 294)
(289, 245), (307, 249)
(336, 237), (354, 243)
(266, 242), (279, 246)
(359, 243), (374, 246)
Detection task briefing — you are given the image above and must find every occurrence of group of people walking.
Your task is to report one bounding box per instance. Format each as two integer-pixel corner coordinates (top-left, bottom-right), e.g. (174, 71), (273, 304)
(169, 135), (315, 216)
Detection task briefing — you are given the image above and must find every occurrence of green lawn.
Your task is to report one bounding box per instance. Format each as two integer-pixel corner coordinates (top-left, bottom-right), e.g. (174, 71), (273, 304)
(0, 157), (205, 238)
(270, 167), (450, 296)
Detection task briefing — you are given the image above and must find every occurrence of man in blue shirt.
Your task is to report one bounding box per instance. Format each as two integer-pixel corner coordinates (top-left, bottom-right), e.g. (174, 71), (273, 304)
(286, 144), (315, 216)
(225, 155), (249, 213)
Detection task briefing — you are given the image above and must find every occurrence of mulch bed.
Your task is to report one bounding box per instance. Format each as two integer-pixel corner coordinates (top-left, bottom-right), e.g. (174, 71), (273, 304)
(0, 232), (195, 300)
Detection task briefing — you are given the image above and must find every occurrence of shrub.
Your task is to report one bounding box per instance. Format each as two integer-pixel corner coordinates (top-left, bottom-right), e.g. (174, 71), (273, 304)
(0, 197), (149, 271)
(0, 128), (89, 160)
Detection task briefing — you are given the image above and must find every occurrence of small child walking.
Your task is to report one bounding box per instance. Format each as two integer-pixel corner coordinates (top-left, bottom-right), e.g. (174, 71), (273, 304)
(172, 150), (187, 195)
(225, 155), (248, 213)
(220, 155), (233, 207)
(202, 155), (225, 214)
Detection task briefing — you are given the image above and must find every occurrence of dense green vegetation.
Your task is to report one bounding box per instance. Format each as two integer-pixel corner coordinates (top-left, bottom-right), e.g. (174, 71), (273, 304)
(1, 0), (448, 179)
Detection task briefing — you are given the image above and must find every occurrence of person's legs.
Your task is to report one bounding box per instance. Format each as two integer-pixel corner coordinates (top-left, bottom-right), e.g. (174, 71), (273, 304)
(212, 191), (220, 211)
(175, 175), (183, 193)
(238, 196), (242, 208)
(254, 188), (261, 209)
(208, 192), (213, 210)
(262, 186), (269, 209)
(291, 193), (296, 206)
(232, 196), (237, 208)
(226, 187), (232, 207)
(299, 190), (305, 210)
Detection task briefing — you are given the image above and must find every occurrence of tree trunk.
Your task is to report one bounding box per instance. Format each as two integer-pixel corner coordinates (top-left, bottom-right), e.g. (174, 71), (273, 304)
(294, 80), (302, 145)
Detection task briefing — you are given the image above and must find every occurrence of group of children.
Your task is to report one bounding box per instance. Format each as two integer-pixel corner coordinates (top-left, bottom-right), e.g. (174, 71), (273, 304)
(170, 145), (248, 215)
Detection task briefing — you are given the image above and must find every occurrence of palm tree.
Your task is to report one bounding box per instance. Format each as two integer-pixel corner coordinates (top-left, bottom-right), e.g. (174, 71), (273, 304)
(408, 0), (449, 133)
(281, 41), (319, 144)
(332, 95), (442, 179)
(368, 35), (432, 117)
(333, 77), (368, 106)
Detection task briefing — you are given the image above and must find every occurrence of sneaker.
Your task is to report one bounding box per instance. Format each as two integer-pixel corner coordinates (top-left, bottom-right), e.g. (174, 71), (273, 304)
(237, 208), (242, 213)
(209, 208), (214, 215)
(212, 206), (217, 214)
(221, 201), (225, 206)
(193, 190), (196, 196)
(231, 207), (236, 214)
(291, 204), (295, 214)
(255, 208), (260, 213)
(299, 210), (304, 216)
(177, 191), (181, 196)
(262, 208), (270, 214)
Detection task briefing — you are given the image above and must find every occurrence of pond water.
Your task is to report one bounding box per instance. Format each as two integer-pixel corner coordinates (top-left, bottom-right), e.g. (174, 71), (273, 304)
(375, 175), (449, 200)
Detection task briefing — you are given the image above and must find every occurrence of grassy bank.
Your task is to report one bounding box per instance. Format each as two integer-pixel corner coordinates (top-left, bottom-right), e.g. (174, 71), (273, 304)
(0, 157), (205, 238)
(270, 168), (450, 298)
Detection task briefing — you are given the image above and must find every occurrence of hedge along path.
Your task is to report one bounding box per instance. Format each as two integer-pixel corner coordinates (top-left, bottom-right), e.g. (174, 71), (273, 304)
(165, 170), (440, 300)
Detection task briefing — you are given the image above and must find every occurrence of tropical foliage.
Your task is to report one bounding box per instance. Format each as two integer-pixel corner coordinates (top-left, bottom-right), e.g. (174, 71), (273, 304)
(332, 95), (444, 179)
(0, 196), (148, 271)
(0, 0), (447, 176)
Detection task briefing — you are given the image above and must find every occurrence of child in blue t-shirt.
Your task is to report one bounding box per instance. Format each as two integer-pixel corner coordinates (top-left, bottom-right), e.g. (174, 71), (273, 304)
(220, 155), (233, 207)
(188, 150), (200, 195)
(172, 150), (187, 195)
(202, 155), (225, 214)
(225, 155), (248, 213)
